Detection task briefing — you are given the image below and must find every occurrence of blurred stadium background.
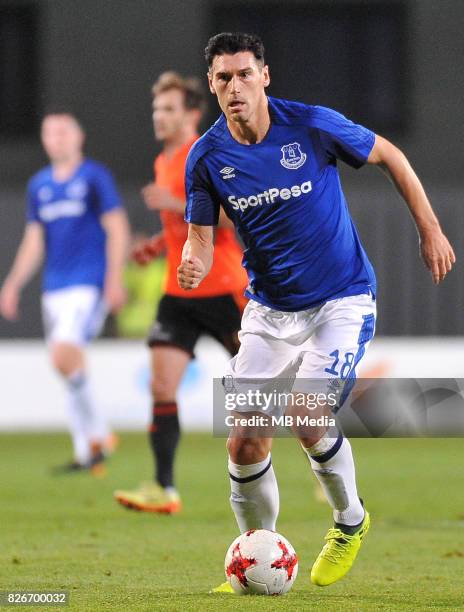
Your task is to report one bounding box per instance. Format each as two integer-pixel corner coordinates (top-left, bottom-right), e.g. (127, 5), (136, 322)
(1, 0), (463, 426)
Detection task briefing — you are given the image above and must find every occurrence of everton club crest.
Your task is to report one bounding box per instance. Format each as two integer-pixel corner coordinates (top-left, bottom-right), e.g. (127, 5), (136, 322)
(280, 142), (307, 170)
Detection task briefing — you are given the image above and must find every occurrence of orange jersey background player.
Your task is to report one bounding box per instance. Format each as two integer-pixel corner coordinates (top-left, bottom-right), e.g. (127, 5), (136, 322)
(149, 136), (247, 303)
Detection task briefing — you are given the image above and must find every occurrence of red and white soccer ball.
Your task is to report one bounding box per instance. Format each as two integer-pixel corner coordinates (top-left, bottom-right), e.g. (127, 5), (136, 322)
(224, 529), (298, 595)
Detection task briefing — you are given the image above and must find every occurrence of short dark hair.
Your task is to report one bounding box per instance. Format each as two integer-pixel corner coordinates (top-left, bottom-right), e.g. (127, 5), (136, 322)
(151, 71), (206, 112)
(205, 32), (265, 69)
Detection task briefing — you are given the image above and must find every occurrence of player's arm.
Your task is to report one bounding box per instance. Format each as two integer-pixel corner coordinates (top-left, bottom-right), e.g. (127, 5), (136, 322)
(141, 182), (185, 213)
(101, 208), (130, 311)
(179, 150), (220, 289)
(132, 231), (166, 265)
(143, 181), (232, 229)
(0, 222), (44, 320)
(367, 135), (455, 284)
(177, 224), (214, 290)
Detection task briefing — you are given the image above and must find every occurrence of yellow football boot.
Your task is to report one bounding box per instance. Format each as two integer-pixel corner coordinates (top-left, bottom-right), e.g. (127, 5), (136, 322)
(209, 582), (234, 594)
(311, 511), (370, 586)
(114, 482), (181, 514)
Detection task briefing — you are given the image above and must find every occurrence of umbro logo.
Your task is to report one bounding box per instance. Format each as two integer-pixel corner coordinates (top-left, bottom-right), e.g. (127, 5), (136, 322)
(220, 166), (236, 179)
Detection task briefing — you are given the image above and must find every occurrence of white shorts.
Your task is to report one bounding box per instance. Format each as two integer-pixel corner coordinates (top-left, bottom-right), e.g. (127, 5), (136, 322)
(225, 293), (376, 413)
(42, 285), (107, 346)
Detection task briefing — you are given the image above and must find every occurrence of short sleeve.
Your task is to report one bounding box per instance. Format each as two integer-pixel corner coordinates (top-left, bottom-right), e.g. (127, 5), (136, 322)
(92, 163), (122, 214)
(185, 156), (220, 226)
(26, 181), (40, 223)
(313, 106), (375, 169)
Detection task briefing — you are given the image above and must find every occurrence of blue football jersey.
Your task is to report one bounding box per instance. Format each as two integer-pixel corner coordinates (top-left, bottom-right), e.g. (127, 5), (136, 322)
(27, 158), (121, 291)
(185, 97), (376, 312)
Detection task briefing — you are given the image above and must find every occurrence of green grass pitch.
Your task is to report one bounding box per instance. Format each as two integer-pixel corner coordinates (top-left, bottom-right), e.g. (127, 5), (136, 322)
(1, 433), (463, 611)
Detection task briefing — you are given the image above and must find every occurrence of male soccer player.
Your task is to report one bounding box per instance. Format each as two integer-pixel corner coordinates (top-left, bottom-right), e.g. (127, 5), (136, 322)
(177, 33), (455, 589)
(0, 111), (129, 473)
(114, 72), (247, 513)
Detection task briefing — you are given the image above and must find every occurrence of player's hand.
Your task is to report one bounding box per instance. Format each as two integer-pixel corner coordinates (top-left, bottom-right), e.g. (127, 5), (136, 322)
(141, 183), (182, 212)
(132, 235), (165, 266)
(420, 227), (456, 284)
(104, 277), (127, 313)
(177, 256), (205, 290)
(0, 282), (20, 321)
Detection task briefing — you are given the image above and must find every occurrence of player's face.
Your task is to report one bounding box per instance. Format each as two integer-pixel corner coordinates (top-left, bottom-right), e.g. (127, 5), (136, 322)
(41, 115), (84, 163)
(152, 89), (189, 142)
(208, 52), (270, 124)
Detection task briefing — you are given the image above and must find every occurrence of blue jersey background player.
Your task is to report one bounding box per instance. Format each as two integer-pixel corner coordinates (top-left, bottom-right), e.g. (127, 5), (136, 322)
(178, 33), (455, 591)
(0, 111), (129, 473)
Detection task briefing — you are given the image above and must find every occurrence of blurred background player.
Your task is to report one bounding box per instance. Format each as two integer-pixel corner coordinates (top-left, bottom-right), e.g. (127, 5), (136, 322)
(114, 72), (247, 513)
(0, 111), (129, 474)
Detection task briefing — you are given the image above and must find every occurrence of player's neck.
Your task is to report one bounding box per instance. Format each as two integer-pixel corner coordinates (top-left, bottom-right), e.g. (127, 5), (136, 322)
(52, 153), (84, 182)
(227, 97), (270, 145)
(163, 127), (197, 158)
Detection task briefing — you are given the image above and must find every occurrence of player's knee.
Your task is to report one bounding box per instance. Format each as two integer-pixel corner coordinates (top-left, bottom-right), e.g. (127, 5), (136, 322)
(151, 375), (176, 403)
(50, 343), (82, 377)
(227, 437), (269, 465)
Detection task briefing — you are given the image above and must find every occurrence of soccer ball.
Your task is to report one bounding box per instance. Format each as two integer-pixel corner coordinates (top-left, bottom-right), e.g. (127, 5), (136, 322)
(224, 529), (298, 595)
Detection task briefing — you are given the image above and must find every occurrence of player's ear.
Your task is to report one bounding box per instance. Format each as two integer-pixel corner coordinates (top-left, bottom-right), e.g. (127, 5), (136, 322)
(262, 65), (270, 88)
(207, 71), (216, 95)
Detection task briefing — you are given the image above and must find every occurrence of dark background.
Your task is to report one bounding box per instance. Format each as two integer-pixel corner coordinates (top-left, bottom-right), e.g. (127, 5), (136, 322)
(1, 0), (463, 337)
